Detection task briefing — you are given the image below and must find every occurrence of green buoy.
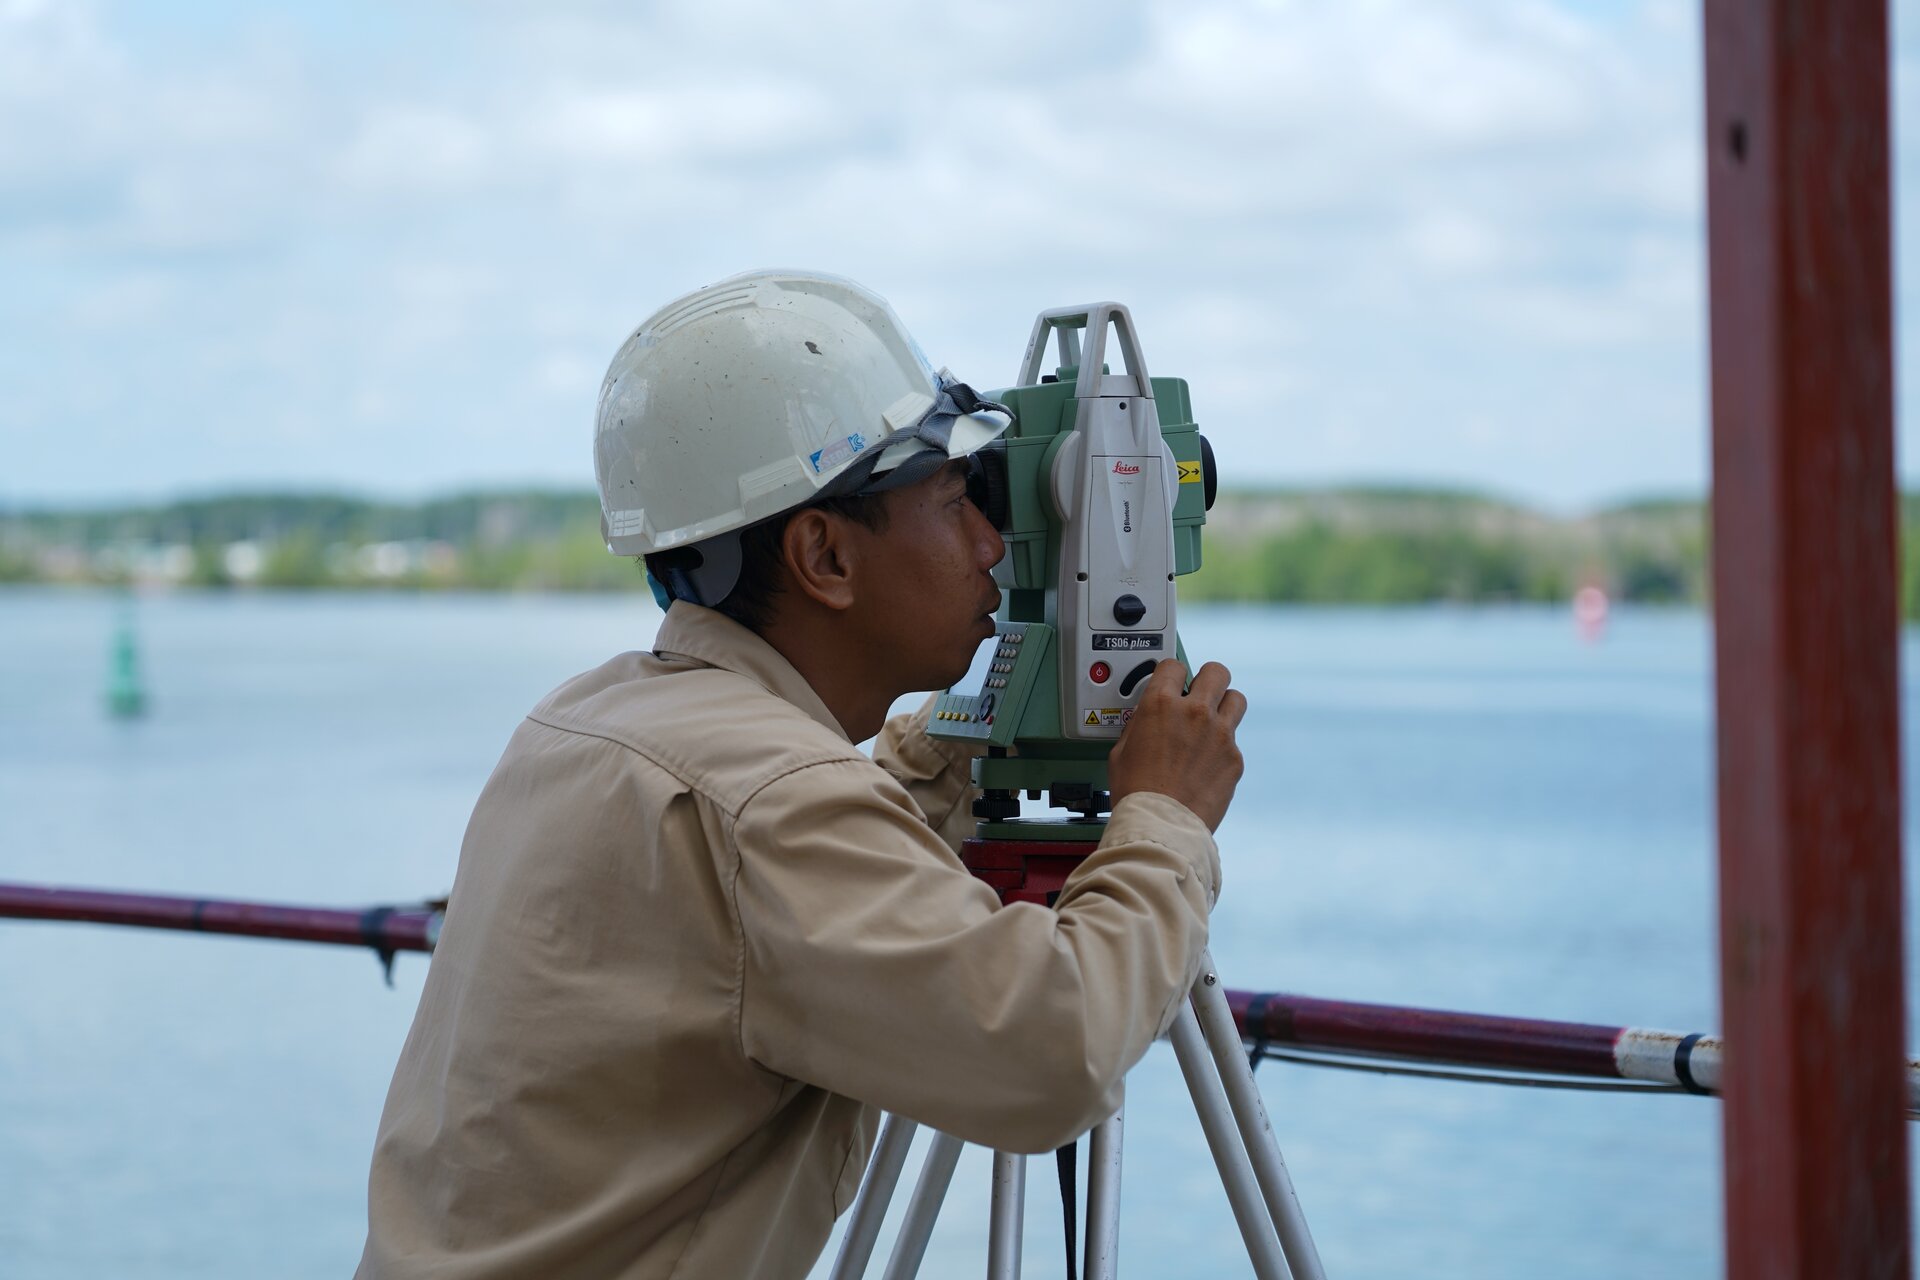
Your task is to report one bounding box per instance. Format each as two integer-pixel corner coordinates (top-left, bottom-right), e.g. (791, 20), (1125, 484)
(106, 596), (147, 720)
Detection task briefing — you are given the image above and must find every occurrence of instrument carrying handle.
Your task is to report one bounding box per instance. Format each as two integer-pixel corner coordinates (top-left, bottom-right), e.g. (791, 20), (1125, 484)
(1016, 302), (1152, 399)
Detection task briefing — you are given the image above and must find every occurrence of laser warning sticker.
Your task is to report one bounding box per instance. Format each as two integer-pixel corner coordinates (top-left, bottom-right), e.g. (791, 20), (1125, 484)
(1082, 708), (1131, 728)
(1178, 461), (1203, 484)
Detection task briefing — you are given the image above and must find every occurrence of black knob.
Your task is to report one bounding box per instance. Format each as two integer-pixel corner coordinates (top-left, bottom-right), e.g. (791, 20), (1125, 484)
(1112, 594), (1146, 626)
(1118, 659), (1158, 697)
(972, 789), (1019, 821)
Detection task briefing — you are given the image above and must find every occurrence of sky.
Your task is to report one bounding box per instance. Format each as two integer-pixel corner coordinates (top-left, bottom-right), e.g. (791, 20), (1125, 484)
(1, 0), (1915, 513)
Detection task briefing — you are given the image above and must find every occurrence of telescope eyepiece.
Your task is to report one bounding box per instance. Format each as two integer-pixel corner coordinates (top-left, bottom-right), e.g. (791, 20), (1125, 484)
(965, 447), (1012, 531)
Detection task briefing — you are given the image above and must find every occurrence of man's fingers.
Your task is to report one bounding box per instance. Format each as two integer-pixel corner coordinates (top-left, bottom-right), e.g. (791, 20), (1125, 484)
(1110, 658), (1247, 833)
(1141, 658), (1189, 701)
(1184, 661), (1234, 710)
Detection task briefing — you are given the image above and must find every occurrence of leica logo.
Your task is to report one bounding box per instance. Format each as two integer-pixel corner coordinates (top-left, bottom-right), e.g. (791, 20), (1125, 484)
(1111, 461), (1141, 475)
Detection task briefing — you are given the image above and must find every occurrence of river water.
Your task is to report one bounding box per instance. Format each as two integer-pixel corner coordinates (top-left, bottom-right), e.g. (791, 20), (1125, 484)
(0, 588), (1910, 1278)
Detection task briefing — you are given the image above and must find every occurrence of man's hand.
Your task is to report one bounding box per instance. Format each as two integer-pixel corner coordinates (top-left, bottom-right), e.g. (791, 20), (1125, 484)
(1107, 660), (1247, 831)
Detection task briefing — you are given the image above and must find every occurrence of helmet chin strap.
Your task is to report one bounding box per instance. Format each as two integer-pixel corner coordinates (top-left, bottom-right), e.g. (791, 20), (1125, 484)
(644, 528), (744, 608)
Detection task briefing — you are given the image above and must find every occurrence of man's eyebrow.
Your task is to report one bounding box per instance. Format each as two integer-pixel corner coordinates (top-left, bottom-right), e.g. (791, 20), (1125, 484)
(940, 459), (971, 486)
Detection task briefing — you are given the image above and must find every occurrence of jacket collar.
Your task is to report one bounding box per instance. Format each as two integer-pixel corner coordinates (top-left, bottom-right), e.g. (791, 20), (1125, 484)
(650, 602), (851, 743)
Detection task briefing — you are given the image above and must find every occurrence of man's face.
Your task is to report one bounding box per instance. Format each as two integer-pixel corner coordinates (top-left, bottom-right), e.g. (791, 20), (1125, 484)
(847, 459), (1006, 694)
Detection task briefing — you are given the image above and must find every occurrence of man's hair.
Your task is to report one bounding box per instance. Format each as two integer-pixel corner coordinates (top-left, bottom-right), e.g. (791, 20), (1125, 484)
(647, 493), (890, 634)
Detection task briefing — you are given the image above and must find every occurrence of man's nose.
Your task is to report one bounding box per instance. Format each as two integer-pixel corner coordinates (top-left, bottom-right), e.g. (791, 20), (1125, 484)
(972, 503), (1005, 566)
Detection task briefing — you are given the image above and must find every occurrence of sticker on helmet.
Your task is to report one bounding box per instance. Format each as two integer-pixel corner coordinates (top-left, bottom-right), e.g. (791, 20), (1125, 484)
(809, 433), (868, 474)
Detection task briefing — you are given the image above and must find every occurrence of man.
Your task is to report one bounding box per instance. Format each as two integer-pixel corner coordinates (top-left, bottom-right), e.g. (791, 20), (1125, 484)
(358, 270), (1246, 1278)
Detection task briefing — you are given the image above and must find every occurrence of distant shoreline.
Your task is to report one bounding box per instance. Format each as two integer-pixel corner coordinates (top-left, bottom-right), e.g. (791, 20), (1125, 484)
(0, 581), (1713, 614)
(0, 483), (1874, 611)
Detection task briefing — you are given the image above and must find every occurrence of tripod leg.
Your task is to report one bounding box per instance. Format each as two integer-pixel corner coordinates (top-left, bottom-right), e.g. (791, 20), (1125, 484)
(879, 1130), (965, 1280)
(1082, 1107), (1124, 1280)
(1169, 1002), (1293, 1280)
(986, 1150), (1027, 1280)
(1190, 957), (1327, 1280)
(830, 1113), (920, 1280)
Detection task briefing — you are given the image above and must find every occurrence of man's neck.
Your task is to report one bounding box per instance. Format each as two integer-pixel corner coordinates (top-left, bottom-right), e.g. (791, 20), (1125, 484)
(757, 615), (896, 744)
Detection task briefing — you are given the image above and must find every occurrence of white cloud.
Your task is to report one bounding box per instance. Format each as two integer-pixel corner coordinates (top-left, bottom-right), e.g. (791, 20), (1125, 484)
(535, 350), (598, 397)
(1403, 211), (1502, 276)
(0, 0), (1883, 511)
(541, 81), (852, 163)
(338, 106), (492, 193)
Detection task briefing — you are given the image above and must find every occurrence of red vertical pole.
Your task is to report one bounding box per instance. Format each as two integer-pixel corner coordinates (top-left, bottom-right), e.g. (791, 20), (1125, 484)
(1705, 2), (1909, 1276)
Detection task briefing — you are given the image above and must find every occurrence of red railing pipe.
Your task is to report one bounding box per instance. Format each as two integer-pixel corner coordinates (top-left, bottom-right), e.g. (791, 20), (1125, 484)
(1229, 990), (1620, 1077)
(1224, 989), (1768, 1102)
(0, 881), (438, 963)
(9, 879), (1916, 1106)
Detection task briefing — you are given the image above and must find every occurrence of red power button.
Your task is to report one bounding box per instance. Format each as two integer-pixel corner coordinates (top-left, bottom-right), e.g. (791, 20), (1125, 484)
(1089, 661), (1112, 684)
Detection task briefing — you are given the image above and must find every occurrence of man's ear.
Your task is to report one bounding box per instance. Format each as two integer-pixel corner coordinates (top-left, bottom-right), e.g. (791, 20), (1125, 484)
(781, 508), (858, 611)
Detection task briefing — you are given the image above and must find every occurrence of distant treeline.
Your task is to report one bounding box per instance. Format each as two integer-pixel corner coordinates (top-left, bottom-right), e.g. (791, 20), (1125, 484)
(1185, 489), (1705, 606)
(6, 484), (1916, 614)
(0, 490), (636, 592)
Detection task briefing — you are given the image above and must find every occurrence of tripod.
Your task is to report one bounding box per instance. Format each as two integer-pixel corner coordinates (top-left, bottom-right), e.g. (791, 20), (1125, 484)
(827, 837), (1327, 1280)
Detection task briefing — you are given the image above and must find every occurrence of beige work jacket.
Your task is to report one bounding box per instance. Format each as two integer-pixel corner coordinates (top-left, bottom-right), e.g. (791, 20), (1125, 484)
(358, 603), (1220, 1279)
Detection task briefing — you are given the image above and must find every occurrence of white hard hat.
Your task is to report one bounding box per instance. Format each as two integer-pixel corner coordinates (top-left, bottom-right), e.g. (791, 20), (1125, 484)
(594, 269), (1011, 603)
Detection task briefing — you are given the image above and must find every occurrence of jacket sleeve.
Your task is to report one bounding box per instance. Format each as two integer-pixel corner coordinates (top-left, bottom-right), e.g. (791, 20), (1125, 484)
(868, 694), (981, 856)
(731, 762), (1220, 1154)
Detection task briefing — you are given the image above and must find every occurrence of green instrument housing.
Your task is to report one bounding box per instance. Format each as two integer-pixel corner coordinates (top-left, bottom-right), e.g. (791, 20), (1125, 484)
(927, 342), (1210, 825)
(987, 366), (1210, 610)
